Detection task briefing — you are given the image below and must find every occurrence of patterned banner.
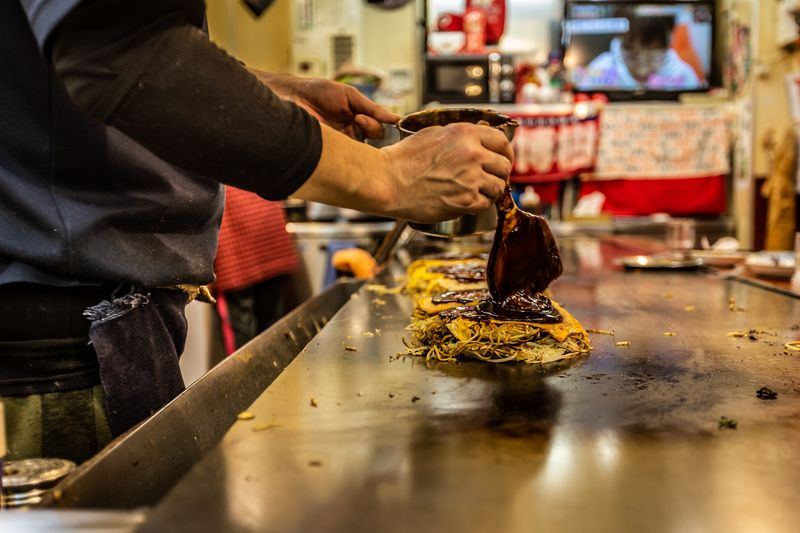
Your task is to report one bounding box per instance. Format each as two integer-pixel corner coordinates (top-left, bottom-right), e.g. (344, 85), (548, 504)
(589, 103), (731, 180)
(510, 113), (599, 179)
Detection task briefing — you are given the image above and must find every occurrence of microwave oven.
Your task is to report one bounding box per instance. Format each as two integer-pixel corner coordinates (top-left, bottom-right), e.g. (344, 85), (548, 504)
(423, 52), (516, 105)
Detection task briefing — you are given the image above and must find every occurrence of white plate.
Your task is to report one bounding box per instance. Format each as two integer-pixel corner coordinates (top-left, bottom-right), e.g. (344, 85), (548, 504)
(690, 250), (747, 268)
(619, 255), (703, 269)
(427, 31), (465, 56)
(744, 251), (796, 279)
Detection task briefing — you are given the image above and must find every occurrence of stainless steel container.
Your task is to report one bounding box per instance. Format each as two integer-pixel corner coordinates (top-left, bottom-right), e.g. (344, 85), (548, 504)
(2, 458), (75, 508)
(396, 108), (518, 238)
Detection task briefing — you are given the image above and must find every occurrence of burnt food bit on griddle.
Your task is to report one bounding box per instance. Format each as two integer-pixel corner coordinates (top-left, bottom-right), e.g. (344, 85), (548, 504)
(756, 386), (778, 400)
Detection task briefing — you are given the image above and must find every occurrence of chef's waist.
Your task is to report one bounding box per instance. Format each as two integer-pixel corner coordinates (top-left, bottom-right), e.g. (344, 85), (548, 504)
(0, 282), (114, 341)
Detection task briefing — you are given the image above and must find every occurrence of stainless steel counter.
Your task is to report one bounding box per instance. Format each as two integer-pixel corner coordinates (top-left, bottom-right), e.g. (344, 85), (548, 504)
(134, 236), (800, 532)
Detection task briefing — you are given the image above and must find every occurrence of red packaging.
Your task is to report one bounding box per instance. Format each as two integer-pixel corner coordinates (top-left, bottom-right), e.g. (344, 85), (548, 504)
(436, 12), (463, 32)
(463, 7), (486, 54)
(467, 0), (505, 45)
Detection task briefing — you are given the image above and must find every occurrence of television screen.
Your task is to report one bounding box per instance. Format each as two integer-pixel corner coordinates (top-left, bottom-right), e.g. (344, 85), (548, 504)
(563, 2), (714, 93)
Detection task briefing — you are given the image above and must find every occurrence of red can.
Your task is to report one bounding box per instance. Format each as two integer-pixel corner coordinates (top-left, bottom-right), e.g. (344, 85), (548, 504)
(467, 0), (506, 45)
(436, 12), (463, 32)
(463, 7), (486, 54)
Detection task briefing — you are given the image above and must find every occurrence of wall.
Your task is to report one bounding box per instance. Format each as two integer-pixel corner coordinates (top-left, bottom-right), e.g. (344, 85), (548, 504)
(728, 0), (800, 247)
(361, 1), (422, 112)
(206, 0), (422, 112)
(753, 0), (798, 177)
(205, 0), (293, 72)
(715, 0), (756, 247)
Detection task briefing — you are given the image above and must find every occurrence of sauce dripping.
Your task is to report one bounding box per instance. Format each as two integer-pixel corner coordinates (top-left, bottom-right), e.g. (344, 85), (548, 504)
(431, 289), (489, 305)
(446, 186), (563, 324)
(488, 187), (563, 298)
(426, 263), (486, 283)
(484, 186), (563, 322)
(434, 187), (564, 324)
(440, 295), (560, 324)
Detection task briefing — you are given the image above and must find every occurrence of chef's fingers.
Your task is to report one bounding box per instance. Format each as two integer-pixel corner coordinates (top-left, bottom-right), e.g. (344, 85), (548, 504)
(354, 114), (386, 140)
(347, 87), (401, 124)
(477, 172), (507, 202)
(478, 126), (515, 163)
(481, 151), (513, 182)
(464, 190), (494, 213)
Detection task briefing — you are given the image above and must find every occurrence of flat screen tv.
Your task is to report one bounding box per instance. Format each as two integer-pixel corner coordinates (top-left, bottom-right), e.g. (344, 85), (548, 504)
(562, 1), (715, 100)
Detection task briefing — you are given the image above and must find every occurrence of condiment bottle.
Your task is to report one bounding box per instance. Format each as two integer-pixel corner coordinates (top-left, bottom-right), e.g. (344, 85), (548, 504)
(463, 6), (486, 54)
(519, 185), (541, 215)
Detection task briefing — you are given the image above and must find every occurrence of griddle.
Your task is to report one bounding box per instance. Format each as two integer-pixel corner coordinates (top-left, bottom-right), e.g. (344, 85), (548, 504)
(127, 236), (800, 532)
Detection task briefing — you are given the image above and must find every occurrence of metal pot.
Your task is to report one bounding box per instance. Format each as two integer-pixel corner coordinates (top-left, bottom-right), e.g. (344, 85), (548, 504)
(396, 108), (518, 237)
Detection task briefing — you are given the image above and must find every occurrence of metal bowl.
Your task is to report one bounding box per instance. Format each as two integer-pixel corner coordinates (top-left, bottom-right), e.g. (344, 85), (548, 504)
(397, 108), (518, 142)
(396, 108), (518, 237)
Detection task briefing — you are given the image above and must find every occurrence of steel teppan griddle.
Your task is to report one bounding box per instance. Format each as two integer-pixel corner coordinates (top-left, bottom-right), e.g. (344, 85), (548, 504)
(134, 236), (800, 533)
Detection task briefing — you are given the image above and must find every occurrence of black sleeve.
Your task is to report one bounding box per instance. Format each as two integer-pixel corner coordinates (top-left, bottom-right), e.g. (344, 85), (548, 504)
(48, 1), (322, 200)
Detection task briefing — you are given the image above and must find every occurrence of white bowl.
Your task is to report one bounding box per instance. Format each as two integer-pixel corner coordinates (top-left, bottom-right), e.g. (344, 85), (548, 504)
(744, 251), (796, 279)
(427, 31), (465, 56)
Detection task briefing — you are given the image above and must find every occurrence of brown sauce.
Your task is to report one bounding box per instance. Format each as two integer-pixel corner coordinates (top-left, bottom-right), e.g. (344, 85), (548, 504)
(431, 289), (489, 304)
(440, 293), (561, 324)
(427, 263), (486, 283)
(474, 292), (561, 322)
(478, 186), (564, 323)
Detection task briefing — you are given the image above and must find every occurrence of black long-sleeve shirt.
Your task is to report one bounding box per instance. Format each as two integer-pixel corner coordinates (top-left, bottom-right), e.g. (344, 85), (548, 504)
(48, 0), (323, 199)
(1, 0), (322, 287)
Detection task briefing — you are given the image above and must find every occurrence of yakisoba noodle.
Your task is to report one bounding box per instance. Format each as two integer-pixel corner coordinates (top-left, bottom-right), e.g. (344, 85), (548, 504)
(403, 256), (590, 365)
(405, 298), (590, 364)
(404, 257), (487, 297)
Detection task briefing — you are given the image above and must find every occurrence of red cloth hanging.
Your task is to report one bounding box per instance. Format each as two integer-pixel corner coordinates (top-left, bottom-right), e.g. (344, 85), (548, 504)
(579, 175), (727, 216)
(213, 186), (298, 293)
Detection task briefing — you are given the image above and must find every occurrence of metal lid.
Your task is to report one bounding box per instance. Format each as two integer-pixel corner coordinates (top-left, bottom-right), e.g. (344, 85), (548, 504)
(2, 458), (76, 491)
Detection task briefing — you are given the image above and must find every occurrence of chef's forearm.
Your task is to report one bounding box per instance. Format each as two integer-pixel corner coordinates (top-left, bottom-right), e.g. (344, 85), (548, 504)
(293, 125), (398, 217)
(246, 70), (303, 102)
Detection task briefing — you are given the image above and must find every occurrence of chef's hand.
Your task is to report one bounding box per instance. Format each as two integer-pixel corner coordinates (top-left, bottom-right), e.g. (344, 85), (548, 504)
(249, 70), (399, 140)
(381, 123), (513, 223)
